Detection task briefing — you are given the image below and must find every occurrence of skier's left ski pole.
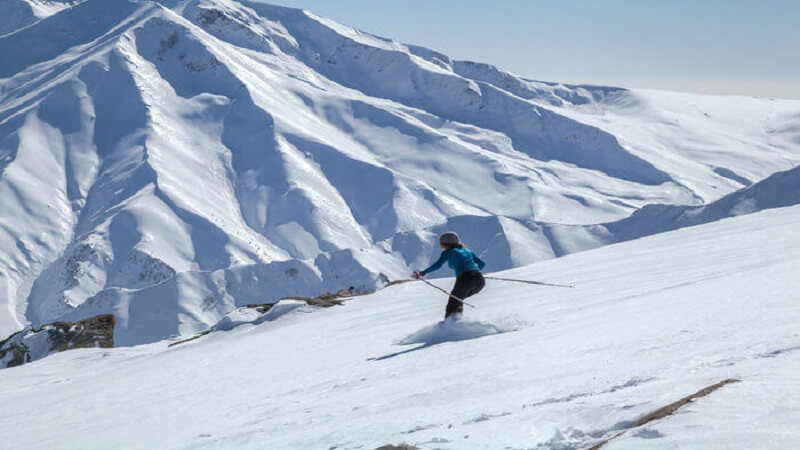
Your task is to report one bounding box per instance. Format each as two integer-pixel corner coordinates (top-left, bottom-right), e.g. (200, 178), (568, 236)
(484, 276), (573, 288)
(417, 278), (475, 308)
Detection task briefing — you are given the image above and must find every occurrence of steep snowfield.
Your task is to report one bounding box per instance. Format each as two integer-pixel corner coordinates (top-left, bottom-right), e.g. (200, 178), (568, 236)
(1, 0), (799, 344)
(1, 205), (798, 449)
(0, 0), (82, 36)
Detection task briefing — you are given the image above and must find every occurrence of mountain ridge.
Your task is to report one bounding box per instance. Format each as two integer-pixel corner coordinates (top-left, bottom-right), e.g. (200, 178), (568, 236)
(1, 0), (798, 344)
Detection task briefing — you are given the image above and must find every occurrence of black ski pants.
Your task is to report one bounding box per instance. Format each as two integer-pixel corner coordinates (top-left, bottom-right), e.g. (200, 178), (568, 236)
(446, 270), (485, 318)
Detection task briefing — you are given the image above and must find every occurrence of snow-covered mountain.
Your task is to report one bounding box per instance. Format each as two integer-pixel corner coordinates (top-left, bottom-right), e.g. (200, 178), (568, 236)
(2, 204), (798, 448)
(1, 0), (798, 345)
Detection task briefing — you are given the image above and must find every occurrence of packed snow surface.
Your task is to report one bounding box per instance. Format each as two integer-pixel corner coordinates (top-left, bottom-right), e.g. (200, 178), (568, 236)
(1, 206), (798, 449)
(1, 0), (797, 447)
(1, 0), (799, 345)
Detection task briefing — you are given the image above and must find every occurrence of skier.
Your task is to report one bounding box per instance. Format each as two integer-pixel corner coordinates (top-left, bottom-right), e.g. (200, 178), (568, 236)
(413, 232), (486, 319)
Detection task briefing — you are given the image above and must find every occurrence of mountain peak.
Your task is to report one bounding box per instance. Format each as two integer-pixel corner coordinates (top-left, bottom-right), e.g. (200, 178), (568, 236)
(1, 0), (798, 344)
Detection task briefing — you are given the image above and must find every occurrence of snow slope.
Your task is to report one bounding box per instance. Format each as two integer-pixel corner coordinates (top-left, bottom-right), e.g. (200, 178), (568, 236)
(1, 0), (799, 344)
(601, 164), (800, 244)
(0, 0), (82, 36)
(0, 205), (797, 449)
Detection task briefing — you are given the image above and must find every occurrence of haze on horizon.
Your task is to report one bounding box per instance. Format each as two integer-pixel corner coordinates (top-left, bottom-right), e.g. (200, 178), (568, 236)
(264, 0), (800, 99)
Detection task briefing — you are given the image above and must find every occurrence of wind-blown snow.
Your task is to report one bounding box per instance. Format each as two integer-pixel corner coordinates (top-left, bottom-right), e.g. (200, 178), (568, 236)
(1, 206), (798, 449)
(1, 0), (799, 344)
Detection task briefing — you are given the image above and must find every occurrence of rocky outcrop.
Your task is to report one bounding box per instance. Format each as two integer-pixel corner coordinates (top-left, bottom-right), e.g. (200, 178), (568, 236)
(168, 289), (363, 348)
(0, 314), (115, 369)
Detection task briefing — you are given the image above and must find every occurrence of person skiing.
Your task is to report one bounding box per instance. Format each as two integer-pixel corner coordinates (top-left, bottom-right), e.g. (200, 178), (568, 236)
(413, 231), (486, 319)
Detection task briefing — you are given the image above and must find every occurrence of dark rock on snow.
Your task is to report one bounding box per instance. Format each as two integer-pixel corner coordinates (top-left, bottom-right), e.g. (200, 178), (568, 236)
(0, 314), (115, 369)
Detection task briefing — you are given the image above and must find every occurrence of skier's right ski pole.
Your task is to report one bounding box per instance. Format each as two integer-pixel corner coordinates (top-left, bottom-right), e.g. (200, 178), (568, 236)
(484, 276), (573, 288)
(417, 278), (475, 308)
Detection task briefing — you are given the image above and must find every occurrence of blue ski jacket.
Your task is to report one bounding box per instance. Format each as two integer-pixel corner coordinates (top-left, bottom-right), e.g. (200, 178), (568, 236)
(421, 247), (486, 277)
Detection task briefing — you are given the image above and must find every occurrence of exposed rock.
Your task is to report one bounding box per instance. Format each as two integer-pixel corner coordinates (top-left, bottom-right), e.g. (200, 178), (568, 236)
(306, 293), (345, 307)
(129, 250), (176, 286)
(282, 285), (366, 308)
(169, 287), (370, 349)
(0, 340), (27, 368)
(169, 303), (274, 348)
(0, 314), (115, 369)
(588, 379), (741, 449)
(375, 445), (419, 450)
(167, 329), (213, 348)
(242, 303), (274, 314)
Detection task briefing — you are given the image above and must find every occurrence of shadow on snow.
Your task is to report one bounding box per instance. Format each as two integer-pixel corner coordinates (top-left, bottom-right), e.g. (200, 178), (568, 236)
(369, 318), (521, 361)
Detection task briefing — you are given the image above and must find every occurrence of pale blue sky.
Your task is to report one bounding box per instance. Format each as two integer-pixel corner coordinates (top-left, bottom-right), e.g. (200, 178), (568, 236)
(262, 0), (800, 99)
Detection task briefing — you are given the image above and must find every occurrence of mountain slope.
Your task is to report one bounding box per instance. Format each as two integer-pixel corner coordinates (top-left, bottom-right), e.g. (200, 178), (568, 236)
(1, 0), (798, 343)
(602, 164), (800, 243)
(0, 0), (82, 36)
(1, 205), (798, 449)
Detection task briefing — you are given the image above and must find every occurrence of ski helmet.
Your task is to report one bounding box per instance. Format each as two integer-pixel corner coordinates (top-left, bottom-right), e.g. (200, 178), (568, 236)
(439, 231), (460, 246)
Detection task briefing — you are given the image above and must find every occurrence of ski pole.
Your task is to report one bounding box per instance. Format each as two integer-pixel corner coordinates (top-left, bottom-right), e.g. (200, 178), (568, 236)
(417, 278), (475, 308)
(484, 276), (573, 288)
